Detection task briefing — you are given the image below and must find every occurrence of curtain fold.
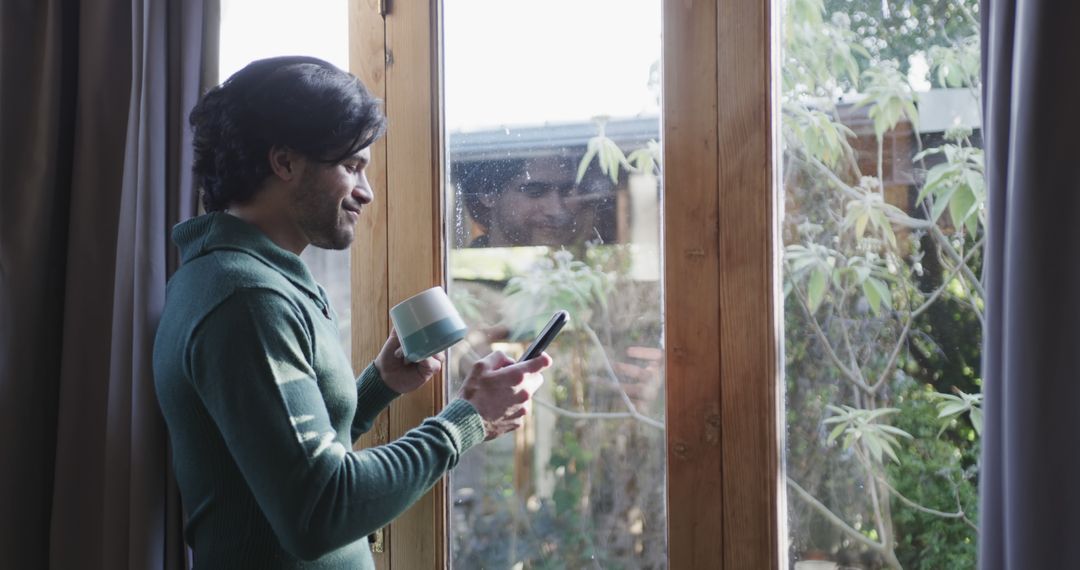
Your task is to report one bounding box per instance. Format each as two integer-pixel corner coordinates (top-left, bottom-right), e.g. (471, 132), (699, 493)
(979, 0), (1080, 567)
(1, 0), (216, 568)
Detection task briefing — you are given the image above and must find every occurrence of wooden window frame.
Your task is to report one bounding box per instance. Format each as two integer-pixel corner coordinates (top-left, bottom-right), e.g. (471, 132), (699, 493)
(347, 0), (781, 567)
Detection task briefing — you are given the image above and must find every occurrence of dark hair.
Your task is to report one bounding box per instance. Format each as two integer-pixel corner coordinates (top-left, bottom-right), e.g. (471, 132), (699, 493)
(190, 56), (386, 211)
(452, 158), (528, 228)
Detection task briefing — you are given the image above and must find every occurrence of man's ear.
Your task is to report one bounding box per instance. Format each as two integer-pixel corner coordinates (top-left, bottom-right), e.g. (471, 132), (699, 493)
(268, 146), (303, 181)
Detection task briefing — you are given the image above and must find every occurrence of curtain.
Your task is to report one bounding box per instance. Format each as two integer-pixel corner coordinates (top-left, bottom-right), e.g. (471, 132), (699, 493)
(979, 1), (1080, 567)
(0, 0), (217, 568)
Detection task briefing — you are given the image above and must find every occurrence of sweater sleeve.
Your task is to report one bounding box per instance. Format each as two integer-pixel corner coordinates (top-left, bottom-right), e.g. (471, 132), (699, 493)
(187, 288), (486, 561)
(351, 364), (399, 440)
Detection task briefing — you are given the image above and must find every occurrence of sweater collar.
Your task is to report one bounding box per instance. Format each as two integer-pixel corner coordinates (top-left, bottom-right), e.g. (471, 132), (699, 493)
(172, 212), (324, 303)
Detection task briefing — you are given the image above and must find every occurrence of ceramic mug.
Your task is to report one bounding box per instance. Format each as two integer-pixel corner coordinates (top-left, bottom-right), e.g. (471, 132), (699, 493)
(389, 286), (468, 362)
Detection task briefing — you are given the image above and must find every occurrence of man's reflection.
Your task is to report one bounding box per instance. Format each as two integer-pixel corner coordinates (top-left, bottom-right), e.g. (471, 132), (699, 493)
(455, 154), (611, 247)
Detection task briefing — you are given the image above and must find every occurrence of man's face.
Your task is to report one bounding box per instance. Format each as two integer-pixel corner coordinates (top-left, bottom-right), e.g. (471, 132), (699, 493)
(292, 147), (373, 250)
(488, 156), (579, 246)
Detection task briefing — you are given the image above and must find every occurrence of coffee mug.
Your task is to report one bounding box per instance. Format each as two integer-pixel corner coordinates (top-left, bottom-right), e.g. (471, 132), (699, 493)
(389, 286), (468, 362)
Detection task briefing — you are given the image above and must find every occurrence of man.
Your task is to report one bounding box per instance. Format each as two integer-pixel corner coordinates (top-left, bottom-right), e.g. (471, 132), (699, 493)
(153, 56), (551, 568)
(453, 154), (612, 248)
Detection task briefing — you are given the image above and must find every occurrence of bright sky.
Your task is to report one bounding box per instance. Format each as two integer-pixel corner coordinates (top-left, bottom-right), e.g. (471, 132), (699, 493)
(218, 0), (661, 132)
(218, 0), (349, 80)
(444, 0), (661, 131)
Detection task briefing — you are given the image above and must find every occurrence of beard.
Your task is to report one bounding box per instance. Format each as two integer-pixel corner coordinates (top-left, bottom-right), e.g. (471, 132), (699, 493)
(293, 171), (354, 250)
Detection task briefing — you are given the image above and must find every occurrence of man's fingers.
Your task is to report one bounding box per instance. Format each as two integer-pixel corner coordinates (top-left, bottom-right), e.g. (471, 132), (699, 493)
(475, 350), (514, 371)
(518, 352), (552, 373)
(422, 356), (443, 375)
(488, 353), (552, 383)
(522, 372), (544, 395)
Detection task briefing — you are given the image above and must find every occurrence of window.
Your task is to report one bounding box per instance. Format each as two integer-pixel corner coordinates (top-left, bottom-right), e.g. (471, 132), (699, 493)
(442, 1), (666, 567)
(780, 0), (984, 567)
(351, 0), (778, 566)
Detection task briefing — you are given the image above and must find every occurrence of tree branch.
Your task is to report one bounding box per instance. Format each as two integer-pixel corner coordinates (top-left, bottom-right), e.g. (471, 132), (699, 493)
(795, 152), (935, 230)
(533, 398), (664, 427)
(579, 324), (666, 431)
(786, 477), (886, 552)
(870, 318), (911, 393)
(929, 224), (986, 301)
(790, 280), (872, 391)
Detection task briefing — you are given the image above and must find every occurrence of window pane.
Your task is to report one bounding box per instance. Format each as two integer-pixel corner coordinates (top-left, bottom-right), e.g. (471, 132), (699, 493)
(780, 1), (983, 567)
(218, 0), (352, 359)
(443, 1), (666, 567)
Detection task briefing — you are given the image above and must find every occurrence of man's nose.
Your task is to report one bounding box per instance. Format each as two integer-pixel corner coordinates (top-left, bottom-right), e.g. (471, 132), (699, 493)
(540, 192), (570, 218)
(353, 173), (374, 205)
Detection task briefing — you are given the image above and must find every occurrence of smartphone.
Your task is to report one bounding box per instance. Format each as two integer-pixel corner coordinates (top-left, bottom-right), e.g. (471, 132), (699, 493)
(518, 310), (569, 362)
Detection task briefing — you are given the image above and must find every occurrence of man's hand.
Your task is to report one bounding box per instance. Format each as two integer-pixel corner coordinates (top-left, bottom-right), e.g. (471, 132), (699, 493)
(374, 329), (444, 394)
(459, 351), (552, 441)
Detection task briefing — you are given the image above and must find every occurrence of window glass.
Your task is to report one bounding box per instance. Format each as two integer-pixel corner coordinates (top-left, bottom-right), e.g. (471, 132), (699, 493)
(443, 1), (666, 567)
(780, 1), (983, 567)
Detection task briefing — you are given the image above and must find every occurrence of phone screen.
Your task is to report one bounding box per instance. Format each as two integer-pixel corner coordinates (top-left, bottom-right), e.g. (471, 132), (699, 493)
(518, 310), (569, 362)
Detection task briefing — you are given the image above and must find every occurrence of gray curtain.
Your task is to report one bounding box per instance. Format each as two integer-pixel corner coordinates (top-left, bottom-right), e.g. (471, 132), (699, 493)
(979, 0), (1080, 567)
(0, 0), (217, 568)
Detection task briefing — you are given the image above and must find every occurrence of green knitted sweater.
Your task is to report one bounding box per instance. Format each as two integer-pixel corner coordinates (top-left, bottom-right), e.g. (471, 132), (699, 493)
(153, 213), (485, 568)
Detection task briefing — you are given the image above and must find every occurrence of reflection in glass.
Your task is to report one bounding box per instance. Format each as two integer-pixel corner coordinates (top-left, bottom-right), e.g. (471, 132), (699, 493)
(443, 1), (665, 567)
(780, 0), (983, 567)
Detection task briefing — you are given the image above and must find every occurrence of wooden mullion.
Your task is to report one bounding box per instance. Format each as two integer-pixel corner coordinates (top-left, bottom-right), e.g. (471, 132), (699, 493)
(663, 0), (723, 567)
(384, 0), (445, 568)
(349, 0), (391, 568)
(716, 0), (781, 566)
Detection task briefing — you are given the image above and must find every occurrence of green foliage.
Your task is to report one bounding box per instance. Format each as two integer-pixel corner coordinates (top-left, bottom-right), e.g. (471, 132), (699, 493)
(856, 61), (919, 139)
(503, 249), (612, 340)
(578, 116), (630, 184)
(784, 103), (858, 169)
(784, 243), (841, 313)
(931, 389), (983, 436)
(626, 139), (661, 175)
(888, 386), (979, 569)
(824, 404), (913, 465)
(843, 182), (908, 247)
(927, 36), (980, 89)
(778, 0), (984, 566)
(822, 0), (979, 75)
(784, 0), (868, 96)
(914, 134), (985, 236)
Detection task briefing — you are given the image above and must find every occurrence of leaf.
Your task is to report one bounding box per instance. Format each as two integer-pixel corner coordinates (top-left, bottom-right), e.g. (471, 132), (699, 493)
(863, 278), (883, 315)
(854, 212), (869, 239)
(865, 407), (901, 421)
(577, 142), (599, 184)
(869, 278), (891, 312)
(913, 146), (944, 162)
(827, 422), (847, 444)
(865, 433), (884, 463)
(807, 267), (828, 313)
(937, 402), (969, 418)
(877, 424), (914, 439)
(931, 184), (959, 222)
(949, 186), (976, 232)
(881, 439), (901, 464)
(970, 407), (983, 436)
